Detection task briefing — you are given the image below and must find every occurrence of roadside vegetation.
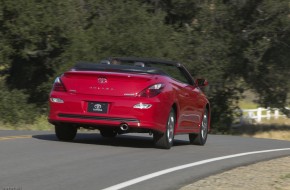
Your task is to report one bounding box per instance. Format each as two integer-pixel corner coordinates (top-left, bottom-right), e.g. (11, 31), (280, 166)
(232, 92), (290, 141)
(233, 118), (290, 141)
(0, 115), (52, 131)
(0, 0), (289, 132)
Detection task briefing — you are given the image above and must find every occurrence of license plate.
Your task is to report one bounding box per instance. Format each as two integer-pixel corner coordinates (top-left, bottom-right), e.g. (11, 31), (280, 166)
(87, 102), (108, 113)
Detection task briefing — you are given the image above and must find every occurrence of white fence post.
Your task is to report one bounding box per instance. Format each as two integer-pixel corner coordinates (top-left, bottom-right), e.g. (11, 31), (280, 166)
(274, 109), (279, 119)
(257, 108), (262, 123)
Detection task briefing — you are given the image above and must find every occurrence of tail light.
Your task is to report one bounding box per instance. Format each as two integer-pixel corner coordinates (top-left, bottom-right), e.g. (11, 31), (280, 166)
(138, 83), (165, 98)
(52, 77), (66, 92)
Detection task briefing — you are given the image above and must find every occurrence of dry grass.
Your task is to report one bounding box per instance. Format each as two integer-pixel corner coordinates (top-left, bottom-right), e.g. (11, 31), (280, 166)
(244, 130), (290, 141)
(233, 117), (290, 141)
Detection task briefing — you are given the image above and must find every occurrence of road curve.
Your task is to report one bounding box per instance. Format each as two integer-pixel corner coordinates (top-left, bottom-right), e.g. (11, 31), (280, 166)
(1, 130), (290, 190)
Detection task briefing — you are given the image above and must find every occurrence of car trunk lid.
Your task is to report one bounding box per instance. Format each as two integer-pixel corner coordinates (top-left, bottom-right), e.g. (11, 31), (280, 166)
(61, 71), (155, 97)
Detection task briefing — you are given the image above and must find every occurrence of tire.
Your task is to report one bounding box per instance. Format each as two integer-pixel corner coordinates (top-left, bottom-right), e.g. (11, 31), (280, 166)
(55, 124), (77, 141)
(153, 108), (175, 149)
(100, 129), (117, 138)
(189, 109), (209, 145)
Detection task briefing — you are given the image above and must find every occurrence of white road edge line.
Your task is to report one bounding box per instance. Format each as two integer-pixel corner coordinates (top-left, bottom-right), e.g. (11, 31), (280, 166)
(102, 148), (290, 190)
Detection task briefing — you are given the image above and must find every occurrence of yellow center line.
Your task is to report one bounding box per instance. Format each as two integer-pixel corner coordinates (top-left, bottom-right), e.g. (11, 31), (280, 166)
(0, 135), (32, 141)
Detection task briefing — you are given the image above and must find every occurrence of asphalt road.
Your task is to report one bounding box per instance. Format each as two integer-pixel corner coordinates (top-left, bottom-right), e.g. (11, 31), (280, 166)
(1, 130), (290, 190)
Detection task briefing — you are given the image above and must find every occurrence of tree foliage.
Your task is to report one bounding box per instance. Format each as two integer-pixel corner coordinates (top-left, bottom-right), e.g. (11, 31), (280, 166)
(0, 0), (84, 103)
(0, 0), (289, 131)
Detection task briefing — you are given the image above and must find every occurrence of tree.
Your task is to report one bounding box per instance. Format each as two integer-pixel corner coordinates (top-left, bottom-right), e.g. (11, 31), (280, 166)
(81, 0), (179, 61)
(170, 0), (290, 130)
(0, 0), (85, 104)
(240, 0), (290, 108)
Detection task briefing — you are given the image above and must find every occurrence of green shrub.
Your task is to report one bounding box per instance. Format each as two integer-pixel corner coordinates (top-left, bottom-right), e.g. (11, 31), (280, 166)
(0, 82), (37, 124)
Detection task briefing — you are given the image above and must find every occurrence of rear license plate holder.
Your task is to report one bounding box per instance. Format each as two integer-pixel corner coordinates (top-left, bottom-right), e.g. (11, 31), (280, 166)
(87, 102), (108, 113)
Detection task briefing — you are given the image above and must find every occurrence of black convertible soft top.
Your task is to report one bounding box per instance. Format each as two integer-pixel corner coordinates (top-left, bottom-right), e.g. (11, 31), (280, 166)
(107, 57), (180, 66)
(73, 57), (181, 75)
(73, 61), (168, 75)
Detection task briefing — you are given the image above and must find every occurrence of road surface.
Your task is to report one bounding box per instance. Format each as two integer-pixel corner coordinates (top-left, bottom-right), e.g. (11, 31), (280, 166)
(1, 130), (290, 190)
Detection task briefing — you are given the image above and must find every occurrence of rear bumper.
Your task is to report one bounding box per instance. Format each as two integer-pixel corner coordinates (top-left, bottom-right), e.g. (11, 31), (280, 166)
(49, 113), (140, 128)
(48, 92), (172, 133)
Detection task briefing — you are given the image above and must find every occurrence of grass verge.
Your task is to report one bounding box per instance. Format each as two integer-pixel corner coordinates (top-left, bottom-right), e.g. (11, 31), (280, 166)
(232, 117), (290, 141)
(0, 115), (53, 131)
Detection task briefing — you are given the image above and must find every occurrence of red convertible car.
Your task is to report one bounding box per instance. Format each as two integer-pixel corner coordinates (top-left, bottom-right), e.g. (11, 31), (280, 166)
(48, 57), (210, 149)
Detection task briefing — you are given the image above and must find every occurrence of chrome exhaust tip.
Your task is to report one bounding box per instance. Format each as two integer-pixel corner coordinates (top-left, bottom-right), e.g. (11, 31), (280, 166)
(120, 123), (129, 131)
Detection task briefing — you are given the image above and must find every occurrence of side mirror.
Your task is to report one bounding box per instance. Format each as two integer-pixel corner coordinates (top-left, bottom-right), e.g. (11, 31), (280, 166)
(195, 79), (208, 87)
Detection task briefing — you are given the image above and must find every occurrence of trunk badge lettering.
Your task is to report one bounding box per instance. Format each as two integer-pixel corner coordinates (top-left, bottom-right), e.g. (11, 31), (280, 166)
(89, 86), (114, 90)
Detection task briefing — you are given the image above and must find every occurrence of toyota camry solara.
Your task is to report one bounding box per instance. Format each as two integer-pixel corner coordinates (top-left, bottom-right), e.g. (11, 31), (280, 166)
(48, 57), (210, 149)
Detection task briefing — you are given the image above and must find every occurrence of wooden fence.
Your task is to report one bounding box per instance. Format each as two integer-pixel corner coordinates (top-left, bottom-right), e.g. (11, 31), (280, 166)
(239, 107), (289, 124)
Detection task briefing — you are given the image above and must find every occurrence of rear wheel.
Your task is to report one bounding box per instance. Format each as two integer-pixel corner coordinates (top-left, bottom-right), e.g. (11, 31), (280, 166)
(100, 129), (117, 138)
(55, 124), (77, 141)
(153, 108), (175, 149)
(189, 109), (209, 145)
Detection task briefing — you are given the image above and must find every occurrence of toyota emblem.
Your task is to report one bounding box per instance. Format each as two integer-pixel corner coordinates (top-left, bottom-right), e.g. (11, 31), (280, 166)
(98, 77), (107, 84)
